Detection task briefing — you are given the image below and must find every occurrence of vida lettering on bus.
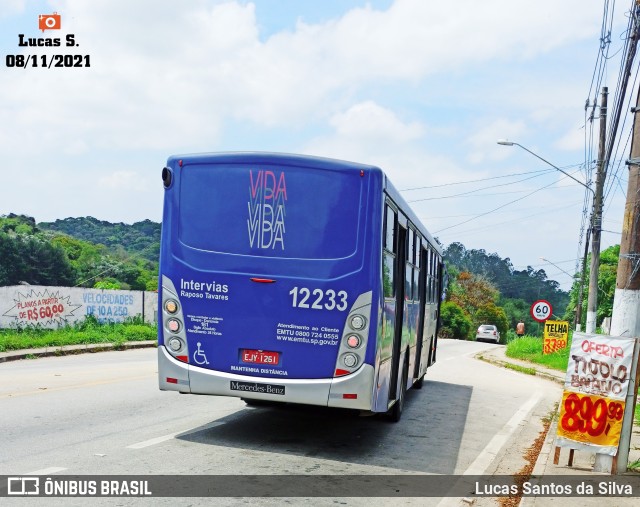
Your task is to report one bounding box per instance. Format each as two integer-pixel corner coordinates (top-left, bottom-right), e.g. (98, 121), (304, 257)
(247, 170), (287, 250)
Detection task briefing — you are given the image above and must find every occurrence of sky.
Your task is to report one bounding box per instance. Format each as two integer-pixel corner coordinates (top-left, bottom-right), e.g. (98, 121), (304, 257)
(0, 0), (635, 292)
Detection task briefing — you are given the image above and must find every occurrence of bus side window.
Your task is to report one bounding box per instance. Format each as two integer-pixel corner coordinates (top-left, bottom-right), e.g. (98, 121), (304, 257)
(405, 228), (414, 300)
(427, 248), (435, 303)
(384, 253), (395, 298)
(407, 228), (414, 265)
(384, 204), (395, 251)
(383, 204), (396, 298)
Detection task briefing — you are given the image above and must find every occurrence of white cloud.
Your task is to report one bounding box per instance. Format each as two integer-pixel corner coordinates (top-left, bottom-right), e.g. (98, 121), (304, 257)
(330, 101), (424, 142)
(555, 123), (589, 152)
(304, 101), (469, 192)
(98, 170), (147, 191)
(466, 118), (528, 164)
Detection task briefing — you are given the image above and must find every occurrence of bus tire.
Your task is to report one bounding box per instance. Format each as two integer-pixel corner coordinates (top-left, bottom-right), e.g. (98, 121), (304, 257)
(414, 374), (425, 390)
(387, 366), (408, 423)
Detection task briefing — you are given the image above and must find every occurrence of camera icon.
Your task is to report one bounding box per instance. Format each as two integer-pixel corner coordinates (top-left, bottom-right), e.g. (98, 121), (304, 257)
(39, 12), (61, 32)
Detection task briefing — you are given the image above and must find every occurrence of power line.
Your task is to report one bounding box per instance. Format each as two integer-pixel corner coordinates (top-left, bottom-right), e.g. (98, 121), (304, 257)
(398, 168), (555, 192)
(432, 201), (583, 239)
(433, 171), (585, 234)
(407, 171), (557, 202)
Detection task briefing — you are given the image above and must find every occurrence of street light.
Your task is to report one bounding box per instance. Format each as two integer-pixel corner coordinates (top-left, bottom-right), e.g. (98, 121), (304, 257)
(497, 139), (594, 332)
(497, 140), (595, 196)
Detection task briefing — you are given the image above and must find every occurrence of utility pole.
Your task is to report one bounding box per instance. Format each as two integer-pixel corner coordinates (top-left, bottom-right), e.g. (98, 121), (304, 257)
(586, 87), (608, 333)
(612, 97), (640, 335)
(596, 80), (640, 475)
(574, 227), (590, 330)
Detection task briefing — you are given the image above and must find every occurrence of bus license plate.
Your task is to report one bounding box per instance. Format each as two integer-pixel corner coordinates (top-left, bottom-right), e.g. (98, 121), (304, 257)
(241, 349), (279, 365)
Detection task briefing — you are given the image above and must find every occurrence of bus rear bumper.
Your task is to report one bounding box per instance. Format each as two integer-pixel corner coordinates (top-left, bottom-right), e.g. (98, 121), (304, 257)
(158, 346), (374, 410)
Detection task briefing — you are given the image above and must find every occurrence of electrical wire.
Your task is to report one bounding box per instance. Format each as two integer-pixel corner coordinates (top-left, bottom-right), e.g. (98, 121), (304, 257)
(432, 171), (587, 234)
(399, 168), (555, 192)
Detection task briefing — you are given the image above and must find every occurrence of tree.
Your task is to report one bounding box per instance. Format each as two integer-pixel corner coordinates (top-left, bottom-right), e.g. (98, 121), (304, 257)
(563, 245), (619, 329)
(474, 303), (509, 338)
(439, 301), (473, 339)
(0, 231), (75, 286)
(499, 297), (538, 335)
(448, 271), (499, 316)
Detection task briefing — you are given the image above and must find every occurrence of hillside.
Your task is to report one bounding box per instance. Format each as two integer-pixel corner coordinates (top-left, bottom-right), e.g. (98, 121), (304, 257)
(39, 217), (160, 262)
(0, 214), (158, 290)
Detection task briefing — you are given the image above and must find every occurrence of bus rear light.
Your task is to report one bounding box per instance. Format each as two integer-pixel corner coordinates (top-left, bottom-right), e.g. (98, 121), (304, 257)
(349, 315), (366, 331)
(346, 334), (361, 348)
(165, 300), (179, 314)
(250, 278), (276, 283)
(166, 377), (178, 384)
(168, 337), (183, 352)
(176, 355), (188, 363)
(343, 393), (358, 399)
(335, 369), (350, 377)
(167, 319), (181, 333)
(343, 353), (358, 368)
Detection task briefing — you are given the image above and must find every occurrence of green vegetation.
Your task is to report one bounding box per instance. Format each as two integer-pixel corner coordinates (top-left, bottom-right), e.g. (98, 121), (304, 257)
(441, 242), (570, 341)
(563, 245), (619, 330)
(0, 214), (158, 290)
(502, 362), (537, 375)
(505, 335), (570, 371)
(438, 301), (474, 339)
(39, 216), (160, 262)
(0, 317), (157, 352)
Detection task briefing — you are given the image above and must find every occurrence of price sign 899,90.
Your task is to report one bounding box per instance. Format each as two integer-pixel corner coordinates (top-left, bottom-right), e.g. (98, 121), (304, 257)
(530, 299), (552, 322)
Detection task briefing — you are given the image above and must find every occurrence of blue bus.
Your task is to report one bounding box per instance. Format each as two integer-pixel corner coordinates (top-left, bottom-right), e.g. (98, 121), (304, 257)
(158, 153), (444, 421)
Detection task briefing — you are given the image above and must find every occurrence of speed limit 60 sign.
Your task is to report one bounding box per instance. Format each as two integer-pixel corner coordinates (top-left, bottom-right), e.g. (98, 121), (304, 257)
(531, 300), (552, 322)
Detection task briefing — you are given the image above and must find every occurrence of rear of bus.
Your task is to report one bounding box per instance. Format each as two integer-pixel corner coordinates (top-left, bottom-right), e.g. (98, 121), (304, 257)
(158, 153), (383, 411)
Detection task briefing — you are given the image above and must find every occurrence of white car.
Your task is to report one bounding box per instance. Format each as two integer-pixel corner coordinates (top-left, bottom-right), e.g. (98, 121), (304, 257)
(476, 324), (500, 343)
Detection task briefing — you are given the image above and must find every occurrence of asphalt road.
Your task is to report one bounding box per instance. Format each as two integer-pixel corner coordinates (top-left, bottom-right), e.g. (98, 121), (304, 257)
(0, 339), (562, 506)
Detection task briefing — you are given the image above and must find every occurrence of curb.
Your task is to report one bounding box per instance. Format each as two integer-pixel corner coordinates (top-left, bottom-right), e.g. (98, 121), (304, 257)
(518, 416), (558, 507)
(475, 350), (565, 386)
(0, 340), (157, 363)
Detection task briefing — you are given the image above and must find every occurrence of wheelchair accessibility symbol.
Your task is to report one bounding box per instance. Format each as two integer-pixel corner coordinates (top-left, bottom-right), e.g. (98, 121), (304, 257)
(193, 342), (209, 365)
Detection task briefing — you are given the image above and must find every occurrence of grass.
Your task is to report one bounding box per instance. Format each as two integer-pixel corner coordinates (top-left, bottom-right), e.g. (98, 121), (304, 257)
(505, 335), (570, 371)
(0, 316), (157, 352)
(503, 362), (537, 375)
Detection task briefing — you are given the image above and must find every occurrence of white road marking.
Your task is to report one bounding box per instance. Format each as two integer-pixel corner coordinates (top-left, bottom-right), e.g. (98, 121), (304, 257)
(463, 391), (542, 475)
(436, 392), (543, 507)
(126, 421), (225, 449)
(24, 467), (67, 475)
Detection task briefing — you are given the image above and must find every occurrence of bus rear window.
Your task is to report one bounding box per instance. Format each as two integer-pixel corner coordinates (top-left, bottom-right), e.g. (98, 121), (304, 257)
(178, 163), (362, 259)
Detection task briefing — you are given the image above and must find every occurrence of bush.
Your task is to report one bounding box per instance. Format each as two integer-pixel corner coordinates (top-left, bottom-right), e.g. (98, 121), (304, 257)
(439, 301), (473, 339)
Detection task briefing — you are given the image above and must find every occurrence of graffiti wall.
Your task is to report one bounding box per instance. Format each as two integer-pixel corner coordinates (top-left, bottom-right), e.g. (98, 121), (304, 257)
(0, 285), (158, 328)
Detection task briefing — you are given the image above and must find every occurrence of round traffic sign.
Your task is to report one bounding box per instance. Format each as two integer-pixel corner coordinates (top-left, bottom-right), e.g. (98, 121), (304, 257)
(530, 300), (552, 322)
